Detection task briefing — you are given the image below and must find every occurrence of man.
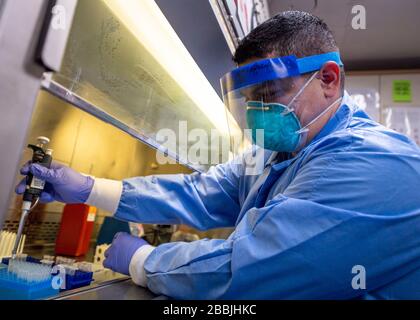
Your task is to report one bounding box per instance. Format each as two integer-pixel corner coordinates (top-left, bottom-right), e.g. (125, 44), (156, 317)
(16, 11), (420, 299)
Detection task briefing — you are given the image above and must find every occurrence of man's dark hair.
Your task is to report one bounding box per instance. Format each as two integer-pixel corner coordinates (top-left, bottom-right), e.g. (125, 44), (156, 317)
(233, 11), (345, 92)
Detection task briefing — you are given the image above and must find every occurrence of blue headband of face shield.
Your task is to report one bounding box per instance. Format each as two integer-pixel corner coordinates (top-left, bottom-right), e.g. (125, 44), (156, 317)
(220, 52), (344, 96)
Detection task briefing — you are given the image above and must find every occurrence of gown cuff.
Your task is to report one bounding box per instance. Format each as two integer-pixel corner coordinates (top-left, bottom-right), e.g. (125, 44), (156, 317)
(129, 245), (156, 287)
(85, 178), (123, 214)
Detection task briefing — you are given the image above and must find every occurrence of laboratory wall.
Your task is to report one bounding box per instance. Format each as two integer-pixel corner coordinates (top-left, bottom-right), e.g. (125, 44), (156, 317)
(346, 72), (420, 146)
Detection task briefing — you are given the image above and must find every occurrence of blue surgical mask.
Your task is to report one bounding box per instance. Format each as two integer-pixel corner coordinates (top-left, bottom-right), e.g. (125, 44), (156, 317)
(246, 72), (343, 152)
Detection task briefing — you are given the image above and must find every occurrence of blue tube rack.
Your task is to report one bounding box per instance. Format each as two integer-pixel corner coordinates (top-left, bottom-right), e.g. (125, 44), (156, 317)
(63, 270), (94, 291)
(0, 265), (59, 300)
(0, 257), (94, 299)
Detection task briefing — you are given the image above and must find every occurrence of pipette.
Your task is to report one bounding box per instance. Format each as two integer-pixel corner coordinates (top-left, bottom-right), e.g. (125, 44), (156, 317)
(11, 137), (53, 258)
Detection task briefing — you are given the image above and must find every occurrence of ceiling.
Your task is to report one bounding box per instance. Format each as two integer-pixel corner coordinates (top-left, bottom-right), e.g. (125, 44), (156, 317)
(267, 0), (420, 71)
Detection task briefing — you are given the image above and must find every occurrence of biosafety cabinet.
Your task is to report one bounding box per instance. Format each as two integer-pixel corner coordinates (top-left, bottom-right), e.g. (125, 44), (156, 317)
(0, 0), (242, 299)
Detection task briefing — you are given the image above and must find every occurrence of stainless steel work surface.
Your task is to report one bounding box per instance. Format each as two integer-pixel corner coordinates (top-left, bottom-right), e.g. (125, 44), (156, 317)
(56, 278), (158, 300)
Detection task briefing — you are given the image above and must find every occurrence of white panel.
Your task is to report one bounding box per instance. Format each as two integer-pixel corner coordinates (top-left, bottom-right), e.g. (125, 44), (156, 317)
(345, 75), (381, 122)
(40, 0), (78, 71)
(0, 0), (47, 229)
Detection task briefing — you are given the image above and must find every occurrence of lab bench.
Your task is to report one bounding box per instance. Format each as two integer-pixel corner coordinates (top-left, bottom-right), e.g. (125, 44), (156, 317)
(50, 270), (160, 300)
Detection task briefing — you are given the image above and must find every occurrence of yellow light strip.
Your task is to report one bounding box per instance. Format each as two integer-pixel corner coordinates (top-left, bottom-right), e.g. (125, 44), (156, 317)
(102, 0), (241, 137)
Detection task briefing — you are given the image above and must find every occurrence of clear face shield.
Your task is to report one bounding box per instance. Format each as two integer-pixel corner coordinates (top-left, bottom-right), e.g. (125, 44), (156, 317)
(221, 52), (344, 153)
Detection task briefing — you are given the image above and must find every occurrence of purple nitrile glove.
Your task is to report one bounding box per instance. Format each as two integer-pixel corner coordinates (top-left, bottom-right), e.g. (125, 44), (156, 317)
(104, 232), (148, 276)
(15, 162), (94, 204)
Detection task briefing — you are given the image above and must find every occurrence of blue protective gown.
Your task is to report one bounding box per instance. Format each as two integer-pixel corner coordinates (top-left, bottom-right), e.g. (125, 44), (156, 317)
(114, 93), (420, 299)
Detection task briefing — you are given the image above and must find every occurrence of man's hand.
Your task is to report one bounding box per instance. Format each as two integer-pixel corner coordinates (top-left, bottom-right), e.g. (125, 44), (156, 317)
(104, 232), (148, 276)
(15, 162), (94, 203)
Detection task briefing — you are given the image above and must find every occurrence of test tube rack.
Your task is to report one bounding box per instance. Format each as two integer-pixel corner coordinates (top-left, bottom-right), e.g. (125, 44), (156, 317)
(0, 256), (58, 300)
(0, 255), (94, 299)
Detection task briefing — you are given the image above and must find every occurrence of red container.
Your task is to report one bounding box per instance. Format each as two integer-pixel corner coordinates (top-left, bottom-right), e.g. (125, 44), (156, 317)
(55, 204), (97, 257)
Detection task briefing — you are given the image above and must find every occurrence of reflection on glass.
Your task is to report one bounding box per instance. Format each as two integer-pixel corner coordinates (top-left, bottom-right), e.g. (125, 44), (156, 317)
(348, 90), (381, 123)
(50, 0), (243, 171)
(384, 106), (420, 146)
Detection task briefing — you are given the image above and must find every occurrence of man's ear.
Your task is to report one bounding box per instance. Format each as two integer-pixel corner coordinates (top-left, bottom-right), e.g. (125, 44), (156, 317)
(318, 61), (341, 98)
